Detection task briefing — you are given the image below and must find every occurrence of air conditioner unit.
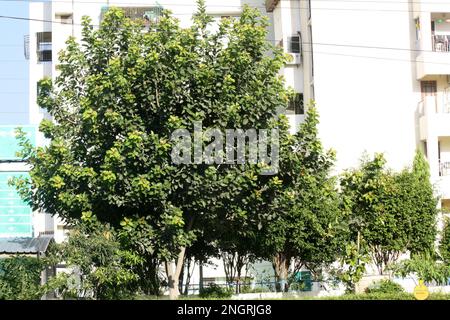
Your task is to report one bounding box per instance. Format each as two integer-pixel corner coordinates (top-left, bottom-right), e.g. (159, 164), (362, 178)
(286, 53), (301, 65)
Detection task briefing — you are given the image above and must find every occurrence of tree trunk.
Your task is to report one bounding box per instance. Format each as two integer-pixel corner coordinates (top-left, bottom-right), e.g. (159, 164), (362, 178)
(183, 258), (195, 295)
(165, 246), (187, 300)
(272, 252), (290, 292)
(199, 263), (204, 292)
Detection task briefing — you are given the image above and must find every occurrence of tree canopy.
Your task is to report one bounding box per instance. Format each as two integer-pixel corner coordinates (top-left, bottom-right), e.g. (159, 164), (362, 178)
(14, 1), (290, 299)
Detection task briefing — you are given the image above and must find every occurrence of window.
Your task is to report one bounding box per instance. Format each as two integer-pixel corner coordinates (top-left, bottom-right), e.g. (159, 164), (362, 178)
(421, 80), (437, 97)
(36, 31), (52, 62)
(287, 93), (304, 115)
(101, 6), (163, 25)
(55, 13), (73, 24)
(288, 35), (301, 53)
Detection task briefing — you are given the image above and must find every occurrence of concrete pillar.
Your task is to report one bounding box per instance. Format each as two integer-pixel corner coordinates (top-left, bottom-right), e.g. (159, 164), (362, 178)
(426, 136), (439, 180)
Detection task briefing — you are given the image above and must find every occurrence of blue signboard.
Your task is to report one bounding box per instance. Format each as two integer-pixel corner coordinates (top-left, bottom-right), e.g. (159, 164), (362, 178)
(0, 172), (32, 237)
(0, 126), (36, 160)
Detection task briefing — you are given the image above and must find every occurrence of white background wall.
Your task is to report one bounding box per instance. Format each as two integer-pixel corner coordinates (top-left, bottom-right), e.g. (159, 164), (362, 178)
(310, 0), (421, 174)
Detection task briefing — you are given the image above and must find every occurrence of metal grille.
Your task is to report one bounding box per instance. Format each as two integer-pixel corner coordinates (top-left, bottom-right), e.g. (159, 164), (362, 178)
(288, 35), (301, 53)
(23, 35), (30, 60)
(432, 34), (450, 52)
(101, 6), (163, 25)
(440, 161), (450, 176)
(36, 31), (52, 62)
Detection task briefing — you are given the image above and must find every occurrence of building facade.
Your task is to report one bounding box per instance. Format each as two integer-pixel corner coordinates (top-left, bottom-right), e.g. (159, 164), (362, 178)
(268, 0), (450, 217)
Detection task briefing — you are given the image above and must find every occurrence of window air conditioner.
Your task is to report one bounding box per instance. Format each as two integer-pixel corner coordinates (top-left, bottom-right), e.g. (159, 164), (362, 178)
(286, 53), (301, 65)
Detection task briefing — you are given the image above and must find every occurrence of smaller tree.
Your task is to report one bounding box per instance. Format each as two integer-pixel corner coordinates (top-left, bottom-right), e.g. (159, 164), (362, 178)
(340, 151), (438, 275)
(44, 219), (141, 299)
(257, 104), (341, 292)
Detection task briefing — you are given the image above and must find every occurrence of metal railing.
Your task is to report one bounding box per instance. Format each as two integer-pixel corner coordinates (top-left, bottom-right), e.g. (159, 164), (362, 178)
(172, 280), (323, 296)
(440, 161), (450, 176)
(432, 34), (450, 52)
(23, 35), (29, 60)
(418, 96), (450, 116)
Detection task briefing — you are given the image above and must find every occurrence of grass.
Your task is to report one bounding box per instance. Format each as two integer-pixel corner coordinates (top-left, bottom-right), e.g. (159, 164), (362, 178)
(133, 292), (450, 300)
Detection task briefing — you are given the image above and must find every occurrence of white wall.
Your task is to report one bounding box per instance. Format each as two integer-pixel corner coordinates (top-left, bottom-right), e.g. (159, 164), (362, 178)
(308, 0), (421, 174)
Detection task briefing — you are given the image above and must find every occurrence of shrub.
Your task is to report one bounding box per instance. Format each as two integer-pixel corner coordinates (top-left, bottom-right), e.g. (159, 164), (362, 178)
(390, 253), (450, 285)
(0, 256), (44, 300)
(365, 279), (404, 294)
(240, 286), (267, 294)
(199, 284), (233, 299)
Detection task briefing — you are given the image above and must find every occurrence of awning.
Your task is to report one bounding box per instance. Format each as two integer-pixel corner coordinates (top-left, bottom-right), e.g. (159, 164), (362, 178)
(0, 236), (53, 254)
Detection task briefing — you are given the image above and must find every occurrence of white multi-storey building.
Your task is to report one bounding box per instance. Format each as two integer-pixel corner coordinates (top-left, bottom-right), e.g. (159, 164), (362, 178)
(267, 0), (450, 216)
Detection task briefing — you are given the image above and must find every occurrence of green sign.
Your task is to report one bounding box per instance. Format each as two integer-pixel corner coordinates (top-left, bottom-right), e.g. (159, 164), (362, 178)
(0, 172), (32, 237)
(0, 126), (36, 160)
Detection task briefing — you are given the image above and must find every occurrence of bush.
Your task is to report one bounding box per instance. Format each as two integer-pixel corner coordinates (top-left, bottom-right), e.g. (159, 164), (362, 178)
(329, 292), (450, 300)
(0, 256), (44, 300)
(240, 286), (267, 294)
(365, 279), (404, 294)
(332, 292), (414, 300)
(199, 284), (233, 299)
(390, 253), (450, 285)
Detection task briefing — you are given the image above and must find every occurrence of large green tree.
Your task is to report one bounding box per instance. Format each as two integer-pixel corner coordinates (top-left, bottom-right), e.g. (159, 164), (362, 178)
(14, 1), (289, 299)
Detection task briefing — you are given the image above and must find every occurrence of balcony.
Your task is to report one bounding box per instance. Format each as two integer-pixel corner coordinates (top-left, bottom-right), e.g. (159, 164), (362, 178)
(436, 172), (450, 200)
(418, 96), (450, 140)
(416, 13), (450, 78)
(416, 49), (450, 79)
(440, 161), (450, 176)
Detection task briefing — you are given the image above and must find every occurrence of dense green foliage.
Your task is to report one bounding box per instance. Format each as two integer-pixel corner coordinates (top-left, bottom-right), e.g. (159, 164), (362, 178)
(0, 256), (44, 300)
(9, 0), (444, 300)
(199, 284), (233, 299)
(365, 279), (404, 294)
(390, 253), (450, 285)
(340, 151), (438, 275)
(13, 1), (291, 299)
(255, 105), (341, 292)
(441, 218), (450, 264)
(326, 292), (449, 300)
(44, 220), (142, 299)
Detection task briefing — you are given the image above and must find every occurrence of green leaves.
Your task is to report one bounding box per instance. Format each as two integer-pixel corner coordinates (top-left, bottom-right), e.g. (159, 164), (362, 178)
(14, 3), (294, 298)
(253, 105), (341, 287)
(0, 256), (44, 300)
(43, 220), (143, 299)
(390, 253), (450, 285)
(440, 218), (450, 264)
(340, 151), (439, 275)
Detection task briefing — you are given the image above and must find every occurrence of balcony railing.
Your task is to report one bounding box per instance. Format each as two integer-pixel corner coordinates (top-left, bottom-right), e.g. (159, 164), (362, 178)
(432, 34), (450, 52)
(418, 95), (450, 115)
(439, 161), (450, 176)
